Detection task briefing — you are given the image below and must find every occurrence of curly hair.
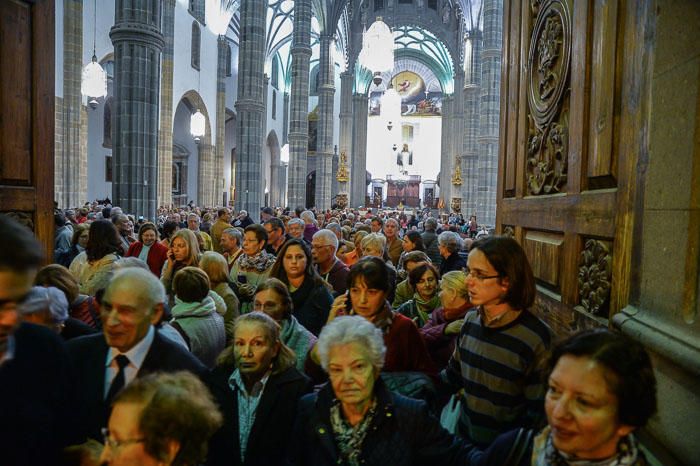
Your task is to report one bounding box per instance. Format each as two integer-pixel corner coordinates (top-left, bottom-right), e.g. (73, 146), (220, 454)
(113, 371), (222, 466)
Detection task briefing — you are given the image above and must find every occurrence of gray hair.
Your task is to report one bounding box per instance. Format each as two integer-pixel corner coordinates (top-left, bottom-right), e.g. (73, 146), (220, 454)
(222, 227), (242, 244)
(424, 218), (437, 231)
(300, 210), (315, 223)
(385, 218), (399, 227)
(110, 267), (166, 308)
(325, 222), (342, 235)
(360, 233), (386, 254)
(287, 218), (304, 228)
(317, 316), (386, 373)
(18, 286), (68, 324)
(313, 229), (339, 252)
(115, 257), (151, 271)
(438, 231), (462, 253)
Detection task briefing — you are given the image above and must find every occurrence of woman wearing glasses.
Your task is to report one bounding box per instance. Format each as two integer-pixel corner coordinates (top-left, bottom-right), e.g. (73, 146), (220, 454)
(441, 236), (552, 448)
(99, 371), (222, 466)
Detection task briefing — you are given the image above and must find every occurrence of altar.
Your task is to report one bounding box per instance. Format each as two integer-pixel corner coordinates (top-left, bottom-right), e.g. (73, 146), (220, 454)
(386, 174), (421, 208)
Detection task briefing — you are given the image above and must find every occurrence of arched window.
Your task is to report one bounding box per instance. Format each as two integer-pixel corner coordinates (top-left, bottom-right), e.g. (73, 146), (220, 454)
(309, 64), (320, 96)
(103, 96), (114, 148)
(225, 44), (232, 77)
(191, 22), (201, 70)
(271, 55), (280, 90)
(272, 90), (277, 120)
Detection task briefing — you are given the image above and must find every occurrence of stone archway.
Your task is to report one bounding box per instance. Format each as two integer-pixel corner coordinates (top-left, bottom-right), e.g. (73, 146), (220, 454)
(266, 130), (283, 207)
(171, 90), (213, 206)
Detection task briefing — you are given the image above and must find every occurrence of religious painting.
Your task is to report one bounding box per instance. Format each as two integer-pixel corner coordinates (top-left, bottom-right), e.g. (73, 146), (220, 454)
(369, 71), (443, 117)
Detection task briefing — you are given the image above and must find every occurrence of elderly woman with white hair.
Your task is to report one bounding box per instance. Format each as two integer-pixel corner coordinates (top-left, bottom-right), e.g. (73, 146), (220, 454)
(18, 286), (97, 340)
(288, 315), (472, 466)
(438, 231), (466, 275)
(419, 270), (472, 370)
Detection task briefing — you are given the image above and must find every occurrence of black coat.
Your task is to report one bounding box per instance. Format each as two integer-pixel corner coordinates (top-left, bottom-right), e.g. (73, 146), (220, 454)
(290, 277), (333, 336)
(287, 379), (472, 466)
(206, 364), (313, 466)
(439, 251), (466, 276)
(67, 329), (207, 441)
(0, 323), (79, 466)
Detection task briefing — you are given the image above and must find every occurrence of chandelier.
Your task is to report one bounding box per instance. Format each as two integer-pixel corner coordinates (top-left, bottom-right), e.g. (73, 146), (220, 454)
(190, 110), (205, 143)
(358, 17), (394, 85)
(81, 0), (106, 109)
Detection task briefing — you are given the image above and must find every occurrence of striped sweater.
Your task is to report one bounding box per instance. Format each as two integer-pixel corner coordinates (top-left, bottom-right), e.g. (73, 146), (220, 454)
(441, 308), (552, 447)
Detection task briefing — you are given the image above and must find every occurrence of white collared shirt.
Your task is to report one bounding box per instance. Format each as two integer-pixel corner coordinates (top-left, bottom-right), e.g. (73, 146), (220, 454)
(104, 325), (155, 399)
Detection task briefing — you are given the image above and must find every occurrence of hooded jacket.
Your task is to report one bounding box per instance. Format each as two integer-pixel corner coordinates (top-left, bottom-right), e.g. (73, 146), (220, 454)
(171, 295), (226, 368)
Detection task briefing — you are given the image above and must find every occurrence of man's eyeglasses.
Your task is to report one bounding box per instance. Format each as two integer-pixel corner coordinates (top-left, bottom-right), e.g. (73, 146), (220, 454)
(101, 427), (145, 450)
(464, 268), (501, 281)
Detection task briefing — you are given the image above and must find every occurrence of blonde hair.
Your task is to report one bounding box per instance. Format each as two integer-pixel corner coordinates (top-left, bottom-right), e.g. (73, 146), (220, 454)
(170, 229), (201, 266)
(360, 233), (386, 256)
(199, 251), (229, 285)
(440, 270), (469, 299)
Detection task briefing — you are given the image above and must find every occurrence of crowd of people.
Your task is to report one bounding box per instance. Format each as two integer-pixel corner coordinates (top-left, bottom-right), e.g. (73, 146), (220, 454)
(0, 201), (658, 466)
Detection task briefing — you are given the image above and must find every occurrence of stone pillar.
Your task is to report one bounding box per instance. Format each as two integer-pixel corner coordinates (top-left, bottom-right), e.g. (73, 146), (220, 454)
(477, 0), (502, 226)
(263, 74), (270, 207)
(337, 71), (354, 204)
(283, 91), (290, 145)
(110, 0), (164, 220)
(157, 0), (176, 208)
(351, 93), (369, 207)
(314, 33), (336, 210)
(234, 0), (266, 214)
(56, 0), (87, 209)
(214, 35), (228, 207)
(439, 95), (453, 210)
(461, 29), (482, 215)
(451, 71), (465, 211)
(287, 0), (312, 209)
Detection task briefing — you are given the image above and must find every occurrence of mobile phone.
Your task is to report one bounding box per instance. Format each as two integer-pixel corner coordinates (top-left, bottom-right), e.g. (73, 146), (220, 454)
(343, 290), (353, 315)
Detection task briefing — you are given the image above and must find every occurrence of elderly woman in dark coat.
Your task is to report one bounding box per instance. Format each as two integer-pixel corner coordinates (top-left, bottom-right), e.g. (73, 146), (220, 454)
(288, 316), (471, 466)
(206, 313), (312, 466)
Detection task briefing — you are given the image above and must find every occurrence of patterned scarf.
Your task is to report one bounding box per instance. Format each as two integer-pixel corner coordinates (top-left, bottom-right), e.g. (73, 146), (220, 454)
(330, 399), (377, 466)
(532, 426), (646, 466)
(237, 250), (276, 273)
(412, 292), (441, 324)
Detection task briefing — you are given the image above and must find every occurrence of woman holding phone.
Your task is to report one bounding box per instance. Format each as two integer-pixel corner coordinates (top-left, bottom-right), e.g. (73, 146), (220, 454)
(160, 228), (201, 306)
(313, 256), (434, 375)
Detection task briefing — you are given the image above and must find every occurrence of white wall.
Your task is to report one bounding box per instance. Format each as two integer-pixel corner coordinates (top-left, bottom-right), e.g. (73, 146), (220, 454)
(173, 101), (200, 204)
(365, 115), (442, 191)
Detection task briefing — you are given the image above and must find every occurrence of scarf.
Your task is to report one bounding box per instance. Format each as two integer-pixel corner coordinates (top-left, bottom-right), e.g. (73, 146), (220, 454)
(237, 250), (276, 273)
(532, 426), (646, 466)
(412, 292), (440, 324)
(280, 316), (314, 369)
(371, 302), (395, 335)
(330, 399), (377, 466)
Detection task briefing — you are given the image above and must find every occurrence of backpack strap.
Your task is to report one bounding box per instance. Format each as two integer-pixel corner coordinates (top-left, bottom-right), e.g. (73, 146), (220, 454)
(170, 321), (191, 350)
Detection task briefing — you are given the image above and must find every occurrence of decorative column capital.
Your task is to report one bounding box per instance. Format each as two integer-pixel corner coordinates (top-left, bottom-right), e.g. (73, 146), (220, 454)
(110, 22), (164, 50)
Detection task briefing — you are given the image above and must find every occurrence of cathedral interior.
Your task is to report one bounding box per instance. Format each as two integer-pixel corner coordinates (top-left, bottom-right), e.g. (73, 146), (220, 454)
(0, 0), (698, 463)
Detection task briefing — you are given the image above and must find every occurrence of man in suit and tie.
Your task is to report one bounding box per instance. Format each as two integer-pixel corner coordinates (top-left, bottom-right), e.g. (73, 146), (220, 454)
(68, 267), (206, 441)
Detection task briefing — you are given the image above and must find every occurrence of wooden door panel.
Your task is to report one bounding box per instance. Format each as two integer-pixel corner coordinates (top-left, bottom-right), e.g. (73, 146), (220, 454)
(587, 0), (620, 185)
(497, 0), (628, 334)
(0, 1), (33, 184)
(0, 0), (54, 257)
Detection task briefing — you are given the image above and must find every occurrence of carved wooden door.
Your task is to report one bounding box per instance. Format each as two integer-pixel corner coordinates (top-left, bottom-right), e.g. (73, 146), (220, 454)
(0, 0), (55, 256)
(497, 0), (643, 333)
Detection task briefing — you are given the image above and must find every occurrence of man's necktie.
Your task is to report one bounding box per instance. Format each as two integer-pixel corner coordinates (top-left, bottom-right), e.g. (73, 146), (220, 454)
(106, 354), (130, 402)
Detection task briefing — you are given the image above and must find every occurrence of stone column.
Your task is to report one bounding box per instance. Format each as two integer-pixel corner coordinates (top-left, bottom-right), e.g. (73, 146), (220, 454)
(351, 93), (369, 207)
(477, 0), (502, 226)
(110, 0), (164, 220)
(451, 71), (465, 211)
(287, 0), (312, 209)
(263, 74), (270, 207)
(214, 35), (228, 207)
(337, 71), (354, 207)
(56, 0), (87, 209)
(234, 0), (267, 214)
(314, 33), (336, 210)
(439, 95), (453, 210)
(283, 91), (290, 145)
(461, 29), (482, 215)
(157, 0), (176, 208)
